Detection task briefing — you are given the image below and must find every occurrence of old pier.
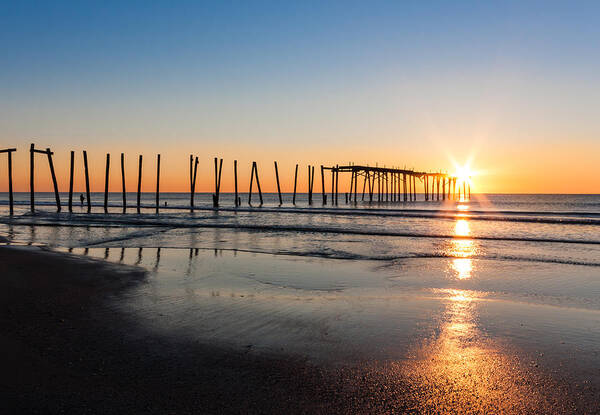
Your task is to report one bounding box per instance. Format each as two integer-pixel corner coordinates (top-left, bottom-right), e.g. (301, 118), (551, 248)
(0, 143), (469, 214)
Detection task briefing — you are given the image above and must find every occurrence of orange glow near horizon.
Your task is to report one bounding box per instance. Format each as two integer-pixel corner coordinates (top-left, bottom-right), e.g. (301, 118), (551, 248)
(0, 143), (599, 194)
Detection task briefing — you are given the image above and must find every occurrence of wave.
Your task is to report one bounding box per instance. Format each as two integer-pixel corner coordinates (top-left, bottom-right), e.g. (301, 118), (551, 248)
(3, 203), (600, 225)
(67, 245), (600, 267)
(4, 199), (600, 217)
(6, 216), (598, 246)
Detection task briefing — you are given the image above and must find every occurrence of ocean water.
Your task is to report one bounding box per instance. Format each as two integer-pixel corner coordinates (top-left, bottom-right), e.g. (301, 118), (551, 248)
(1, 192), (600, 406)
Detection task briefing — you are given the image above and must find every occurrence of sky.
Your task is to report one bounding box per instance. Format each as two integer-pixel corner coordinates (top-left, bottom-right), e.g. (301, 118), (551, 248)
(1, 0), (599, 193)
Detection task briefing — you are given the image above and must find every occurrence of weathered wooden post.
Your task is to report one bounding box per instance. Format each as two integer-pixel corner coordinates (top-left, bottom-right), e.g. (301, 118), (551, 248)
(190, 156), (198, 210)
(156, 154), (160, 213)
(353, 169), (358, 203)
(68, 151), (74, 212)
(189, 155), (194, 208)
(137, 155), (142, 213)
(104, 153), (110, 213)
(8, 150), (14, 215)
(121, 153), (126, 212)
(234, 160), (238, 207)
(213, 157), (223, 207)
(46, 148), (61, 212)
(442, 177), (446, 201)
(255, 162), (263, 205)
(248, 162), (263, 205)
(348, 170), (354, 203)
(248, 162), (255, 205)
(83, 150), (91, 212)
(330, 169), (335, 206)
(1, 149), (16, 214)
(293, 164), (299, 205)
(361, 172), (367, 201)
(310, 165), (315, 205)
(30, 144), (35, 212)
(413, 175), (416, 201)
(307, 165), (312, 205)
(335, 166), (339, 205)
(385, 172), (389, 202)
(468, 183), (471, 200)
(274, 161), (282, 205)
(320, 165), (325, 205)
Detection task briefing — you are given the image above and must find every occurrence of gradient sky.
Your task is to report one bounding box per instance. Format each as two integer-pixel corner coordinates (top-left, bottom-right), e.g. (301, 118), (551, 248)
(1, 1), (599, 193)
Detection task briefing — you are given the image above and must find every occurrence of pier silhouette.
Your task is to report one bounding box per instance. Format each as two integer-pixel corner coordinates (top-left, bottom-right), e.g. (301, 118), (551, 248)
(1, 143), (470, 214)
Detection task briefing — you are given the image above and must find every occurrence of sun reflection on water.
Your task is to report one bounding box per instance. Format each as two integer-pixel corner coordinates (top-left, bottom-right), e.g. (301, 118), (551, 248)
(447, 219), (476, 280)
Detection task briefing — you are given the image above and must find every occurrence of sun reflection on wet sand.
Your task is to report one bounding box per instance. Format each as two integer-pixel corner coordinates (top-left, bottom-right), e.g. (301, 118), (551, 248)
(397, 212), (565, 411)
(399, 288), (565, 412)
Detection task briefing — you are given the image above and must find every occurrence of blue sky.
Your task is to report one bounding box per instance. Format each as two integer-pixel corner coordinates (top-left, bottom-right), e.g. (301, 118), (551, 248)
(1, 1), (599, 192)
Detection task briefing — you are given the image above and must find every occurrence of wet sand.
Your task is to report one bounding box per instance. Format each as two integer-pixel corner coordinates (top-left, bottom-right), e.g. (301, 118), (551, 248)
(2, 245), (596, 414)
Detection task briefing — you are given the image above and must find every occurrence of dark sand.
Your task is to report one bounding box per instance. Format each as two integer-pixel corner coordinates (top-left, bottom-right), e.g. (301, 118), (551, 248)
(0, 246), (592, 414)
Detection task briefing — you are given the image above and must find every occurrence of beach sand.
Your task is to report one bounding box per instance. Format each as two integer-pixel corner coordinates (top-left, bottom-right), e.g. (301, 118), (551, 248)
(2, 245), (595, 414)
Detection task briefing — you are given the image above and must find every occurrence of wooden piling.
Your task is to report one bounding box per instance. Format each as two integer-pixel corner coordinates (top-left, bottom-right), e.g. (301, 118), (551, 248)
(104, 153), (110, 213)
(248, 162), (255, 205)
(189, 155), (194, 208)
(308, 165), (315, 205)
(308, 165), (312, 204)
(8, 150), (14, 215)
(349, 170), (354, 203)
(361, 172), (367, 201)
(156, 154), (160, 213)
(30, 144), (35, 212)
(320, 165), (325, 205)
(83, 150), (91, 212)
(442, 177), (446, 201)
(213, 158), (223, 207)
(413, 175), (416, 201)
(234, 160), (238, 207)
(121, 153), (126, 212)
(274, 161), (282, 205)
(335, 167), (339, 205)
(191, 156), (198, 209)
(248, 162), (263, 205)
(353, 169), (358, 203)
(46, 148), (61, 212)
(311, 166), (315, 203)
(255, 162), (263, 205)
(137, 155), (142, 213)
(330, 169), (335, 205)
(68, 151), (74, 212)
(385, 172), (389, 202)
(293, 164), (299, 205)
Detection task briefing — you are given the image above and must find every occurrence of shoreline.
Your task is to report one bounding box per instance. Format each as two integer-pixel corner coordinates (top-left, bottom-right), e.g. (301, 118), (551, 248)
(1, 245), (596, 413)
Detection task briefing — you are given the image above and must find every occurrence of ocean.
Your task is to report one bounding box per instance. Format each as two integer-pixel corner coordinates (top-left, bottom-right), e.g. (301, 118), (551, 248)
(1, 192), (599, 409)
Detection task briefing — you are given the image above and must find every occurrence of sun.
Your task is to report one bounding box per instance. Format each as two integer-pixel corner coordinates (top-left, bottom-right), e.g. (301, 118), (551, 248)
(454, 164), (473, 186)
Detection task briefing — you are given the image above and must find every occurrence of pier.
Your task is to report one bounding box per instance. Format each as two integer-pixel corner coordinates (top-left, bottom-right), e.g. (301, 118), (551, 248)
(1, 143), (469, 214)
